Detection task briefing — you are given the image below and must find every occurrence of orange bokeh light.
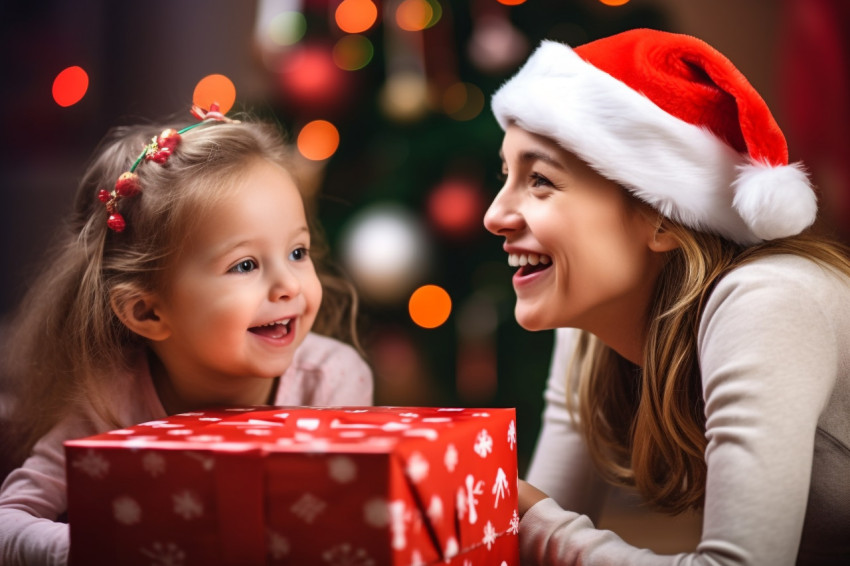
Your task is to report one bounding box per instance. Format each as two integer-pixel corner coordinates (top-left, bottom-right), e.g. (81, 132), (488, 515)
(335, 0), (378, 33)
(192, 74), (236, 114)
(396, 0), (432, 32)
(409, 285), (452, 329)
(496, 0), (527, 5)
(297, 120), (340, 161)
(599, 0), (630, 5)
(52, 66), (89, 107)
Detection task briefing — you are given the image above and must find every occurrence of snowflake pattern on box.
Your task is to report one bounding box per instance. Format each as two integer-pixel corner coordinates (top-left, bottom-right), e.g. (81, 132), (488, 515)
(113, 495), (142, 525)
(72, 450), (109, 479)
(139, 541), (185, 566)
(172, 490), (203, 520)
(64, 407), (519, 565)
(322, 543), (376, 566)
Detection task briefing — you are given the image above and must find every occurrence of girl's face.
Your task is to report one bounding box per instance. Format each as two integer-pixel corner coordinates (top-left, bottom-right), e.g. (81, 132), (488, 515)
(149, 159), (322, 394)
(484, 125), (669, 342)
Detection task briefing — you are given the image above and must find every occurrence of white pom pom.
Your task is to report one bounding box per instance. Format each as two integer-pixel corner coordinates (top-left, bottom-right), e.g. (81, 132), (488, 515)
(732, 162), (817, 241)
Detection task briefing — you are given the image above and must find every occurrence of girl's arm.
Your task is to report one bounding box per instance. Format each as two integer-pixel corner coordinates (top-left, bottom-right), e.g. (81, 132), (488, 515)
(0, 418), (89, 566)
(523, 328), (609, 522)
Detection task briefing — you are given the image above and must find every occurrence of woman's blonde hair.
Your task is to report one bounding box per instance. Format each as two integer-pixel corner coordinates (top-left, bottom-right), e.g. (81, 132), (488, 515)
(569, 218), (850, 514)
(1, 117), (361, 465)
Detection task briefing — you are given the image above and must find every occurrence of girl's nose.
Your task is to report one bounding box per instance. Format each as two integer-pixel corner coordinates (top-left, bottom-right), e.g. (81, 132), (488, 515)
(484, 186), (523, 236)
(269, 264), (302, 301)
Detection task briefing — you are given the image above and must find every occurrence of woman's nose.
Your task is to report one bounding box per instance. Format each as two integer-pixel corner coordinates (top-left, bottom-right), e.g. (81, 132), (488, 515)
(484, 186), (522, 236)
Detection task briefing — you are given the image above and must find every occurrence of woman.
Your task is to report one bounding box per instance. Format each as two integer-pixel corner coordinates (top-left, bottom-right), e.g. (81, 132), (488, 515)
(484, 29), (850, 564)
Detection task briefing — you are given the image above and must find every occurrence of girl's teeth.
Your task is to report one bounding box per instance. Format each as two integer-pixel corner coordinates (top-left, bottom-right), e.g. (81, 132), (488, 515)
(508, 253), (551, 267)
(262, 318), (291, 327)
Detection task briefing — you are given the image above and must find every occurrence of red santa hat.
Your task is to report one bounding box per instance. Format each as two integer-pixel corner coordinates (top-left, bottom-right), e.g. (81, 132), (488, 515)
(491, 28), (817, 244)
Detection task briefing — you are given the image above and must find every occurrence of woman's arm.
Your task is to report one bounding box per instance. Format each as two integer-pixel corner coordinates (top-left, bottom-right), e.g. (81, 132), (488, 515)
(524, 328), (609, 522)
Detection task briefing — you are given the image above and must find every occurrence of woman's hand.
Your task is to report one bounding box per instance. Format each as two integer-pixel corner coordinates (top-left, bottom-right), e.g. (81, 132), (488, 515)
(518, 478), (550, 517)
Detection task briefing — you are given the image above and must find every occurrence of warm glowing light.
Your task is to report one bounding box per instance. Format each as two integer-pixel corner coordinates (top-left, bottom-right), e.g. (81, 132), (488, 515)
(409, 285), (452, 329)
(496, 0), (527, 5)
(598, 0), (630, 5)
(333, 35), (374, 71)
(267, 11), (307, 46)
(379, 72), (429, 122)
(193, 74), (236, 114)
(427, 179), (486, 237)
(340, 204), (431, 304)
(52, 66), (89, 107)
(297, 120), (340, 161)
(335, 0), (378, 33)
(396, 0), (433, 32)
(442, 82), (485, 121)
(278, 45), (348, 109)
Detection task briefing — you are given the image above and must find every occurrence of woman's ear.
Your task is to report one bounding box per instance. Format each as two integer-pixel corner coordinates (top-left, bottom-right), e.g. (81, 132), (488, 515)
(110, 287), (171, 341)
(647, 217), (680, 253)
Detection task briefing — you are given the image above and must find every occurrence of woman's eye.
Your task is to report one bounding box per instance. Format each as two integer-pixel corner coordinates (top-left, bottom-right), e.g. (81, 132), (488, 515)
(229, 259), (258, 273)
(529, 172), (552, 188)
(289, 247), (309, 261)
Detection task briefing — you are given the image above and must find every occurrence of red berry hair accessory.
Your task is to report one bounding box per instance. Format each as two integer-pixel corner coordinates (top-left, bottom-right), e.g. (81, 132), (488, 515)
(99, 102), (238, 232)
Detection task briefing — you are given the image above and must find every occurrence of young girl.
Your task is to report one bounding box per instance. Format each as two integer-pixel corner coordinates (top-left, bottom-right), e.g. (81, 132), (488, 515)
(484, 29), (850, 565)
(0, 106), (373, 565)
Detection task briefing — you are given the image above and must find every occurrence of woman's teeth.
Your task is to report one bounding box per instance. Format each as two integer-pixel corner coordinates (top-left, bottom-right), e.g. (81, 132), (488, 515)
(508, 253), (551, 267)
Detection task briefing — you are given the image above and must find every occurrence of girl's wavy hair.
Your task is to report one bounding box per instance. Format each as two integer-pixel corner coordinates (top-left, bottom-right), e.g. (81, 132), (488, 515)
(1, 117), (361, 465)
(566, 208), (850, 514)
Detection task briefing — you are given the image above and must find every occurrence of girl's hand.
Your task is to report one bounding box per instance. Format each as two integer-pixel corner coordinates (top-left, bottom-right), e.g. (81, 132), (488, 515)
(518, 478), (550, 517)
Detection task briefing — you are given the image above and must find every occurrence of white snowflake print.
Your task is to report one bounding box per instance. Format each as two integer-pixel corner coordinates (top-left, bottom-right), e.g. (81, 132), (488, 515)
(328, 456), (357, 484)
(112, 495), (141, 525)
(507, 420), (517, 451)
(142, 452), (166, 477)
(444, 443), (458, 473)
(409, 549), (425, 566)
(463, 561), (472, 566)
(405, 452), (429, 483)
(482, 520), (497, 550)
(388, 500), (409, 550)
(322, 543), (375, 566)
(491, 467), (510, 508)
(459, 474), (484, 525)
(267, 529), (290, 560)
(363, 498), (389, 528)
(508, 509), (519, 535)
(444, 536), (459, 559)
(473, 429), (493, 458)
(140, 541), (185, 566)
(172, 490), (203, 520)
(72, 450), (110, 479)
(426, 495), (443, 523)
(290, 493), (327, 524)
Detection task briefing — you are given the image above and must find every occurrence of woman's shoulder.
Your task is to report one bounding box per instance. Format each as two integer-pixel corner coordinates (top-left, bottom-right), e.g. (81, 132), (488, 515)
(711, 253), (850, 305)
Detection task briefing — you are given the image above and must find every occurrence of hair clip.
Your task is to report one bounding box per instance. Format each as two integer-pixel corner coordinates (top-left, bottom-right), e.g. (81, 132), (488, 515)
(99, 102), (238, 232)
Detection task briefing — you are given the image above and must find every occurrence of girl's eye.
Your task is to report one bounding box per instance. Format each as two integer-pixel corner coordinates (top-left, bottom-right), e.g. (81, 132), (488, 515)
(289, 247), (309, 261)
(229, 259), (258, 273)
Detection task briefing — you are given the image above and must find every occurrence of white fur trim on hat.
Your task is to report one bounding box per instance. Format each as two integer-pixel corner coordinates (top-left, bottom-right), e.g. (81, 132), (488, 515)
(492, 40), (817, 245)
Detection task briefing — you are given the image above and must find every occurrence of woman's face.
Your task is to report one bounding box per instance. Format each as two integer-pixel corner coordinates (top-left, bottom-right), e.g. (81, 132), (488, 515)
(484, 125), (671, 338)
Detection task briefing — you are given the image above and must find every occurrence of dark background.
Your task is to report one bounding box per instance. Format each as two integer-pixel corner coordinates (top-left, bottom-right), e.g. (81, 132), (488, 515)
(1, 0), (848, 479)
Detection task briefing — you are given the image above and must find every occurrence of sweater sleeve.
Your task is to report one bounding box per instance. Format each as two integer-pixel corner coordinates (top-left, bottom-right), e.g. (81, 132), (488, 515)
(0, 417), (97, 566)
(275, 333), (374, 406)
(519, 257), (841, 565)
(524, 328), (609, 522)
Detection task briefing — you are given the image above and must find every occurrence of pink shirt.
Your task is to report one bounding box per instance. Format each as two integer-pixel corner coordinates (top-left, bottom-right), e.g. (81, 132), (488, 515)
(0, 332), (373, 565)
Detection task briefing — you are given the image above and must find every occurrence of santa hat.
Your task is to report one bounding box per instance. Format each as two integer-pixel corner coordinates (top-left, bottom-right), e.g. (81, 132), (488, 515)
(491, 28), (817, 244)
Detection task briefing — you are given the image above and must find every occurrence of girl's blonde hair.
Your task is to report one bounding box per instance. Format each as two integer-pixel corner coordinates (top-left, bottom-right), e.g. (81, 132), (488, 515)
(1, 118), (360, 465)
(569, 219), (850, 514)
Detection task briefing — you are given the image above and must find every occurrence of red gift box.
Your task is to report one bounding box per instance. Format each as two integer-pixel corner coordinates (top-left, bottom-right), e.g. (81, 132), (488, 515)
(65, 406), (519, 565)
